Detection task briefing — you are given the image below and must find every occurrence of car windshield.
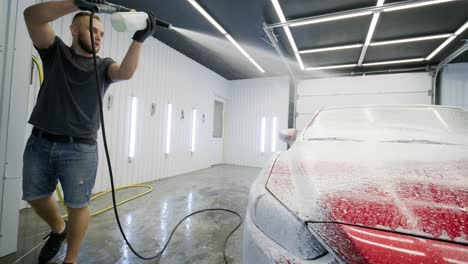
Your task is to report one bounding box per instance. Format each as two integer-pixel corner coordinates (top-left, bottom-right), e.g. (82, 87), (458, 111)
(304, 106), (468, 145)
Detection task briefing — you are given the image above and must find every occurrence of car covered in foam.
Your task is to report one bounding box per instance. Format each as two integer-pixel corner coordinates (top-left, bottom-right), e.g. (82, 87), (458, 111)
(243, 105), (468, 264)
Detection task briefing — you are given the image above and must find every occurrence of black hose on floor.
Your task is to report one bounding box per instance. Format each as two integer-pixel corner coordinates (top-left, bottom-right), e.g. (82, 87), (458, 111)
(89, 13), (242, 263)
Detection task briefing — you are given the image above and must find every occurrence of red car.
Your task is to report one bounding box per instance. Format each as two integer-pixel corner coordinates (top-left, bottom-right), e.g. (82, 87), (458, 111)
(243, 105), (468, 264)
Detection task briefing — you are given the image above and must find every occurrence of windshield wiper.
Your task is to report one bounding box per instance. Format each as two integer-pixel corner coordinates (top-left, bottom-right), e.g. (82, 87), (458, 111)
(380, 139), (457, 145)
(306, 137), (362, 142)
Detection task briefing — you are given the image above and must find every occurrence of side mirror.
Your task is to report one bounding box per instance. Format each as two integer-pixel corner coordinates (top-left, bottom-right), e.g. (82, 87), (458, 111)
(279, 129), (297, 145)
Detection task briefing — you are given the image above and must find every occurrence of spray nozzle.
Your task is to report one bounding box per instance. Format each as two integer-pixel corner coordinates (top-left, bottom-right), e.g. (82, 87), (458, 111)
(155, 18), (173, 31)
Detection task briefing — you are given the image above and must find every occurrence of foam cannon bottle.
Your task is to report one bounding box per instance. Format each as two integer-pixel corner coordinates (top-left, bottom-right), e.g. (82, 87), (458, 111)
(111, 11), (173, 32)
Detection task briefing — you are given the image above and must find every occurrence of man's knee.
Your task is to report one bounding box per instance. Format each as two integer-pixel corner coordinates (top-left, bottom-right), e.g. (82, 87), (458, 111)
(67, 206), (89, 214)
(28, 195), (53, 206)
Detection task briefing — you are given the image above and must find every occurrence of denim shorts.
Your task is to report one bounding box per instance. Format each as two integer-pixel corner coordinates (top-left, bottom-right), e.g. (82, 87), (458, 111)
(22, 134), (98, 208)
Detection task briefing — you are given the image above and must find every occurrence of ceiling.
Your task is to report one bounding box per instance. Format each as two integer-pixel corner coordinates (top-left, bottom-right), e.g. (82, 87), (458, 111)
(110, 0), (468, 80)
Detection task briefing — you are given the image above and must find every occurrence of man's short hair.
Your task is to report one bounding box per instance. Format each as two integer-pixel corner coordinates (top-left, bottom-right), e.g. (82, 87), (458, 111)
(72, 12), (101, 23)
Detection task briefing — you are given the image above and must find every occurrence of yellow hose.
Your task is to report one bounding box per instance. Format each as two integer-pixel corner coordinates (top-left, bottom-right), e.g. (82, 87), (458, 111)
(32, 56), (152, 218)
(57, 185), (153, 218)
(31, 56), (43, 84)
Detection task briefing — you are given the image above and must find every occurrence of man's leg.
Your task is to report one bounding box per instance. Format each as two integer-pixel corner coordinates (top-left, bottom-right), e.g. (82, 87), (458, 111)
(57, 141), (98, 263)
(64, 207), (89, 264)
(23, 136), (67, 264)
(29, 196), (66, 234)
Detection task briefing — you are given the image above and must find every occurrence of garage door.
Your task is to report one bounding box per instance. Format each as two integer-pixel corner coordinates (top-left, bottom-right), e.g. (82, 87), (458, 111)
(440, 63), (468, 110)
(296, 72), (432, 130)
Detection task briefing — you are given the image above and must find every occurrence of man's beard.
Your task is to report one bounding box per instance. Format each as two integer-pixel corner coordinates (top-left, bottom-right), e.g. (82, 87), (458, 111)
(78, 33), (99, 54)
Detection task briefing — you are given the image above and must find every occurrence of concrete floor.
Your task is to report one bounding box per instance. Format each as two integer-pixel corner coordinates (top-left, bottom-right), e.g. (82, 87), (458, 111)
(0, 164), (260, 264)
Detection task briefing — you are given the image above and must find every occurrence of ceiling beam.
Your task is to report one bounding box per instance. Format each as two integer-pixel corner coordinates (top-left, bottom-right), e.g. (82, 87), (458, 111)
(263, 25), (298, 81)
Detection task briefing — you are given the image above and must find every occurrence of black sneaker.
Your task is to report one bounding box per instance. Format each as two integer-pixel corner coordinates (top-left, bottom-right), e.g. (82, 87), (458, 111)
(38, 221), (67, 264)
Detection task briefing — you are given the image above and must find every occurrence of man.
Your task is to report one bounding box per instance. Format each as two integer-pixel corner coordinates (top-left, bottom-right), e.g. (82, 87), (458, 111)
(22, 1), (156, 263)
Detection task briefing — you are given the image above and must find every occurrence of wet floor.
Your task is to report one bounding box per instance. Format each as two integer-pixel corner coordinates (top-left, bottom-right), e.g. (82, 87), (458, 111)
(0, 164), (260, 264)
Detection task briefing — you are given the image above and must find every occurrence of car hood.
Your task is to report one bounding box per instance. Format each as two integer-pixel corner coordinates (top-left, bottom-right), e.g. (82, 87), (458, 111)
(266, 140), (468, 244)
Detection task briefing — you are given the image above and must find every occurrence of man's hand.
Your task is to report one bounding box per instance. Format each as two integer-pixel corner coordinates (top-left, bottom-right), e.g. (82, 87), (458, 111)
(74, 0), (106, 12)
(132, 12), (157, 43)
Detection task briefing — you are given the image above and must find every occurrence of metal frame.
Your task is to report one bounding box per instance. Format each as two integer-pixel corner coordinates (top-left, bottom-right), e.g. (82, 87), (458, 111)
(431, 41), (468, 104)
(301, 66), (431, 80)
(263, 23), (298, 128)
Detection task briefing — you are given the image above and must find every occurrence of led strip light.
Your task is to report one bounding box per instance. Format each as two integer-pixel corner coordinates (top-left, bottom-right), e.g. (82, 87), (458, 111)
(299, 44), (363, 54)
(371, 34), (452, 46)
(188, 0), (265, 73)
(271, 0), (305, 70)
(358, 0), (385, 66)
(426, 21), (468, 60)
(362, 58), (425, 66)
(269, 0), (465, 71)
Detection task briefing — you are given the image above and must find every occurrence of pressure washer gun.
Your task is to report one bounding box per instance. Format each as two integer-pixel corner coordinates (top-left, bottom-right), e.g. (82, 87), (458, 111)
(74, 0), (173, 32)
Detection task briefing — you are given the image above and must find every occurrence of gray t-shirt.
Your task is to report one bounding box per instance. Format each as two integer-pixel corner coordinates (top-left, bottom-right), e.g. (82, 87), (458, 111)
(29, 36), (116, 139)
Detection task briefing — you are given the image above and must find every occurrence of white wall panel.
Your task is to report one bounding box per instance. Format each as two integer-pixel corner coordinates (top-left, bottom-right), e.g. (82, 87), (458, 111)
(28, 12), (230, 196)
(1, 0), (35, 256)
(296, 73), (432, 130)
(224, 76), (289, 168)
(440, 63), (468, 110)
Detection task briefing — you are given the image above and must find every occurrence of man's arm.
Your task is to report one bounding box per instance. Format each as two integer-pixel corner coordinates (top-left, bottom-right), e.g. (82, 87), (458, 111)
(108, 12), (157, 82)
(23, 0), (79, 49)
(108, 41), (142, 82)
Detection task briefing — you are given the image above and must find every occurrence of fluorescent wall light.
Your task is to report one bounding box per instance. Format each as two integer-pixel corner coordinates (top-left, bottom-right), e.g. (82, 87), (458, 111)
(384, 0), (457, 12)
(129, 97), (138, 159)
(362, 58), (425, 66)
(165, 104), (172, 154)
(271, 0), (304, 70)
(306, 64), (357, 71)
(290, 10), (373, 27)
(191, 109), (197, 153)
(260, 117), (266, 153)
(187, 0), (226, 34)
(300, 44), (363, 54)
(271, 117), (277, 152)
(189, 0), (265, 73)
(371, 34), (452, 46)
